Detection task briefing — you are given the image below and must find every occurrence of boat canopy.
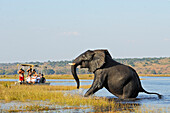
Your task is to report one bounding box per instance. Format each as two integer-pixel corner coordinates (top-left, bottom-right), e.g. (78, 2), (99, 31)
(17, 64), (40, 68)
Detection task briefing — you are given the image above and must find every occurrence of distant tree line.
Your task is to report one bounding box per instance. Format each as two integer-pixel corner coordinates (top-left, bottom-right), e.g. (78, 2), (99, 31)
(0, 69), (17, 75)
(114, 57), (164, 66)
(0, 57), (169, 75)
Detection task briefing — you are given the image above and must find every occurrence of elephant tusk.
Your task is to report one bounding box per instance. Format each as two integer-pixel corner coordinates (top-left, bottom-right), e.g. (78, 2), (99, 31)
(69, 63), (76, 65)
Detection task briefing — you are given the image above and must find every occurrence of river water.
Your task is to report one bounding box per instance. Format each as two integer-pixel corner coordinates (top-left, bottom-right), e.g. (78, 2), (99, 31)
(51, 77), (170, 107)
(0, 76), (170, 112)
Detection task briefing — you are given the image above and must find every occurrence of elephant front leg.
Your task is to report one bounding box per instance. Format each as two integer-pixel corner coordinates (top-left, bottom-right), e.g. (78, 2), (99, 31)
(84, 72), (105, 97)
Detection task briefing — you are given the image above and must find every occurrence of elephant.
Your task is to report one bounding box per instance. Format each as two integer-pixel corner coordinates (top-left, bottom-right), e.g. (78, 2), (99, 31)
(71, 49), (162, 99)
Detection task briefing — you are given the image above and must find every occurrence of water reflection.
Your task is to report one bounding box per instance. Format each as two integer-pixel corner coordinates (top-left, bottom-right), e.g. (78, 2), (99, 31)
(0, 79), (18, 81)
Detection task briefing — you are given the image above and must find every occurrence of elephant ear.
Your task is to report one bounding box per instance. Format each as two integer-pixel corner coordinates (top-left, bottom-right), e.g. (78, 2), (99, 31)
(89, 50), (107, 73)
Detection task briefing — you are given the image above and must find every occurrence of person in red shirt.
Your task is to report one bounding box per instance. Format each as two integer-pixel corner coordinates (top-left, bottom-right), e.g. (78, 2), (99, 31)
(18, 68), (25, 84)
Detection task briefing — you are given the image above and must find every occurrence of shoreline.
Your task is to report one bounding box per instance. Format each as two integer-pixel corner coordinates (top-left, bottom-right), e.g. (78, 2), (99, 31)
(0, 74), (170, 80)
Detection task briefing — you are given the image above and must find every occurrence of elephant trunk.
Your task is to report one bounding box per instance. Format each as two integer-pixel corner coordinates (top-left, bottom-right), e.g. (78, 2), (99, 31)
(71, 58), (82, 89)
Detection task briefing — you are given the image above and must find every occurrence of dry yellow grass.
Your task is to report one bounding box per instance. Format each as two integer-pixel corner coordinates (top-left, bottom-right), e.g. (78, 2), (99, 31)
(139, 74), (170, 77)
(0, 84), (122, 112)
(0, 84), (91, 102)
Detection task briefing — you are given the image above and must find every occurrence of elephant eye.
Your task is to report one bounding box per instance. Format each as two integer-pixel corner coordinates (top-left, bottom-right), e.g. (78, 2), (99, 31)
(82, 55), (86, 58)
(82, 55), (88, 60)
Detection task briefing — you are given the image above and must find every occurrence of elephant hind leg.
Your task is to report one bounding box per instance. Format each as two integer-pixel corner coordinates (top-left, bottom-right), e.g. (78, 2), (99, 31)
(122, 82), (139, 99)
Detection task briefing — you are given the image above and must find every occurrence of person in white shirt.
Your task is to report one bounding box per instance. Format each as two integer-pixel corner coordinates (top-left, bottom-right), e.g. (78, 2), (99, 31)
(26, 75), (31, 83)
(31, 74), (37, 84)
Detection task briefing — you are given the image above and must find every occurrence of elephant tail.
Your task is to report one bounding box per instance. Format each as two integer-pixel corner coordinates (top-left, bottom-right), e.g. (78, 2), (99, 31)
(140, 88), (162, 99)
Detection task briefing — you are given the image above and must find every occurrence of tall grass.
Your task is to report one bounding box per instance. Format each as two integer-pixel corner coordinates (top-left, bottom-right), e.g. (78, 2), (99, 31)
(0, 84), (128, 112)
(0, 84), (91, 102)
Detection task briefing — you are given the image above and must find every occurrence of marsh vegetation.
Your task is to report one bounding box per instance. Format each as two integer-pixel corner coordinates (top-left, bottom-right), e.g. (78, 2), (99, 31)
(0, 82), (133, 112)
(0, 78), (170, 112)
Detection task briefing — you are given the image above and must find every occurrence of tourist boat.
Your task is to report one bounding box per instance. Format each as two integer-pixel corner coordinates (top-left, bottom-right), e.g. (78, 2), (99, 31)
(16, 64), (50, 85)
